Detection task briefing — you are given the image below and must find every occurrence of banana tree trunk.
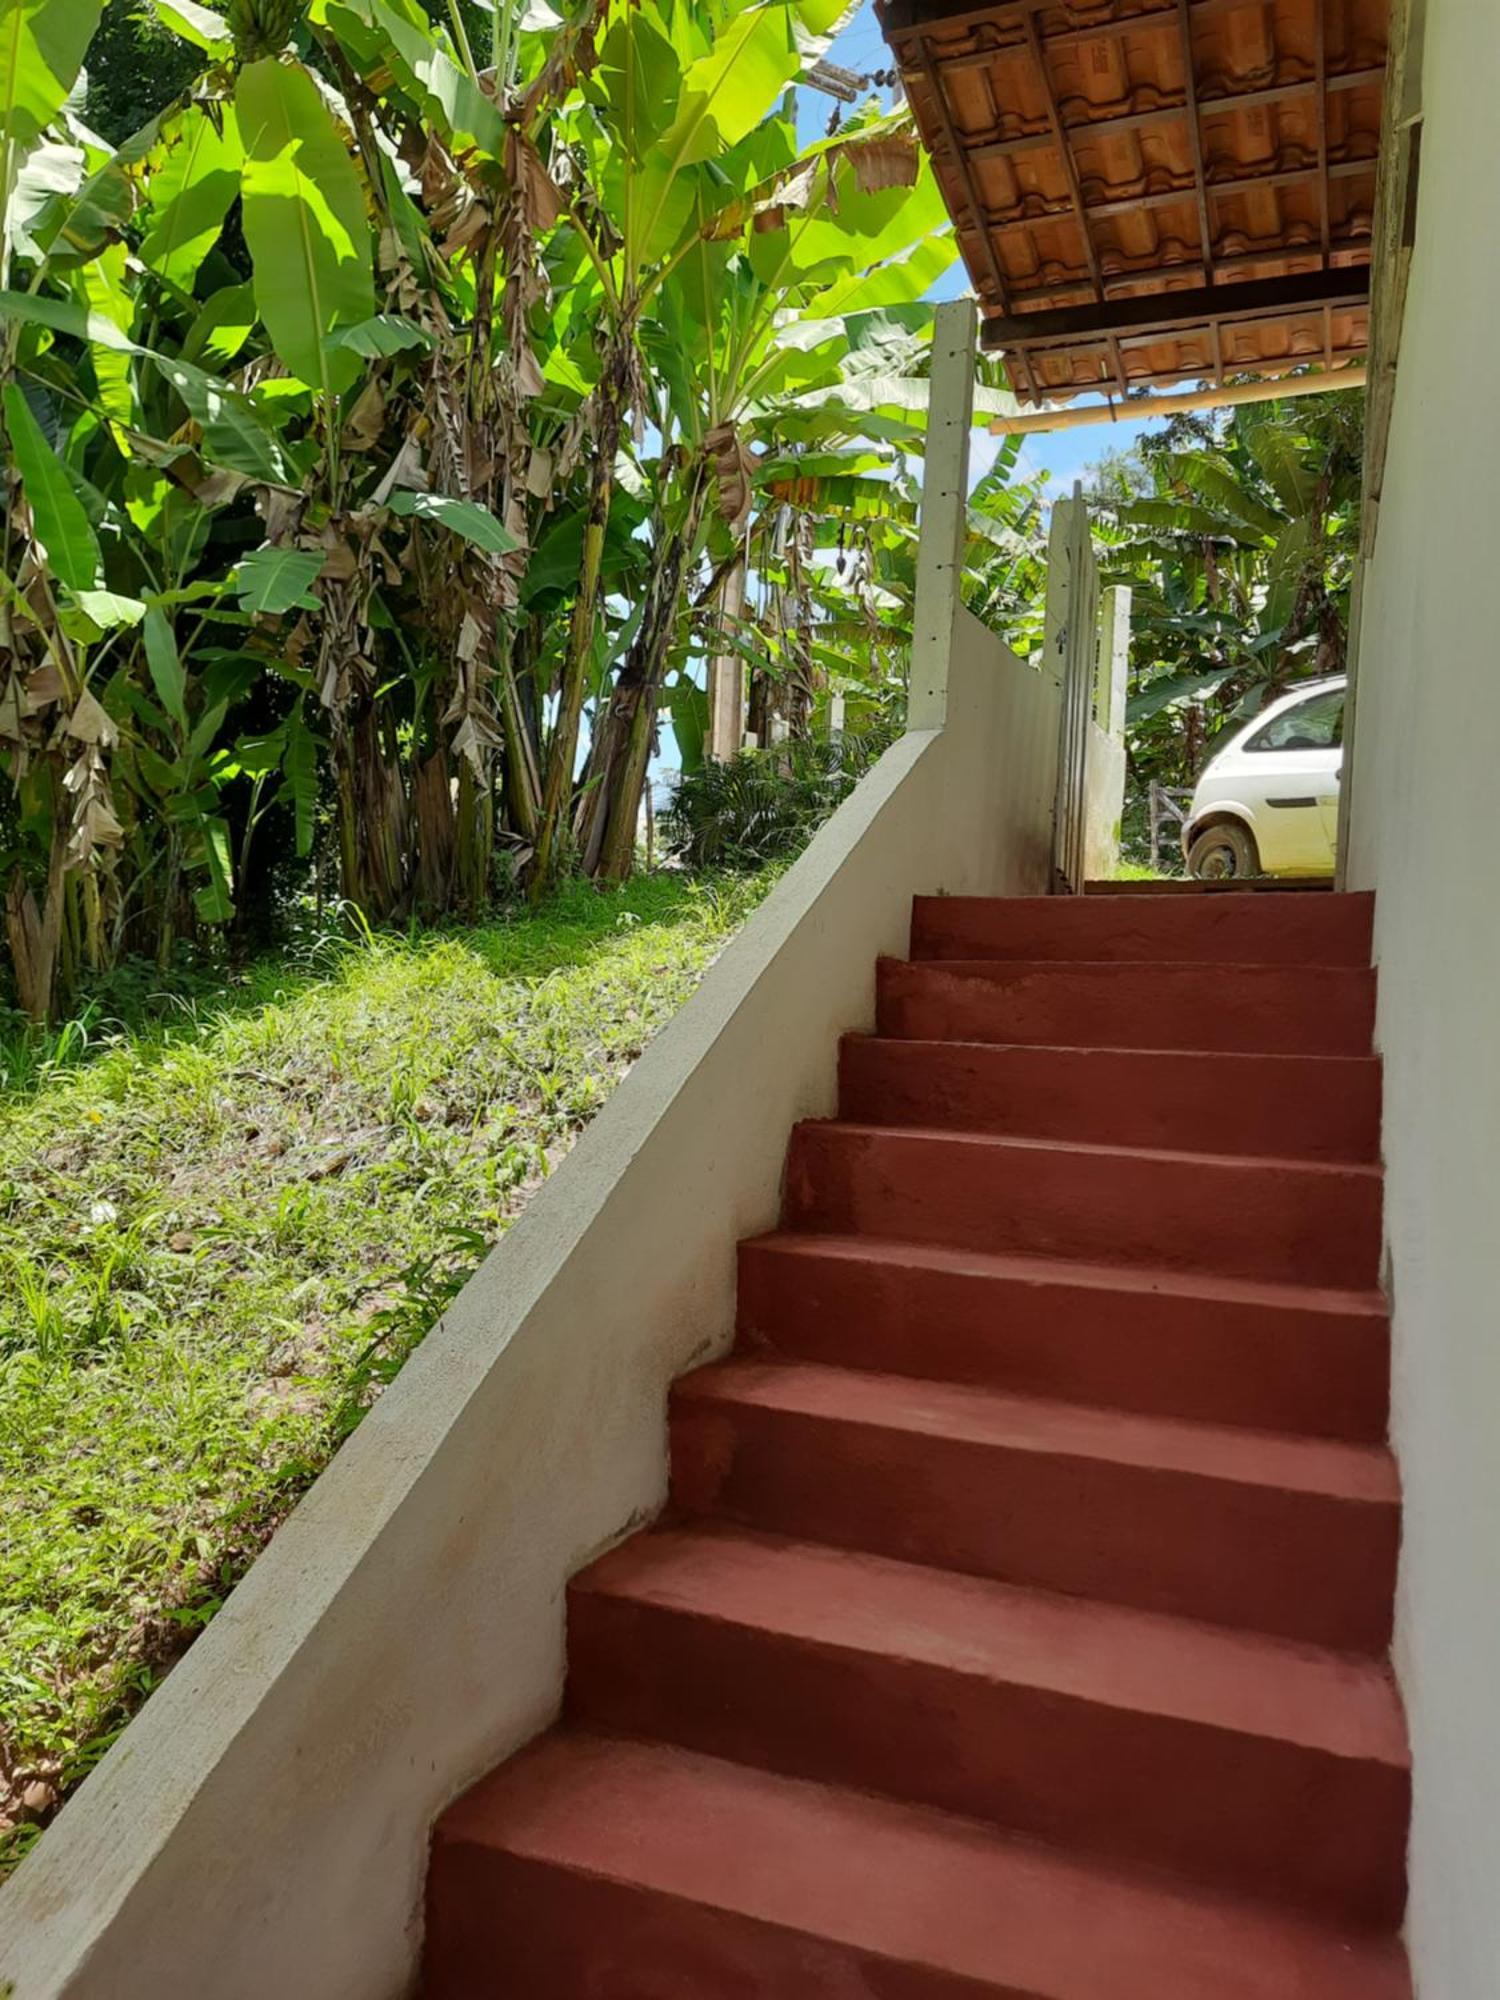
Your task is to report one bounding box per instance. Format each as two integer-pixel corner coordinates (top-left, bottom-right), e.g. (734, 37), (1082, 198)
(412, 749), (456, 913)
(334, 703), (407, 921)
(495, 636), (542, 846)
(530, 351), (629, 899)
(5, 802), (68, 1025)
(455, 759), (492, 915)
(588, 465), (709, 883)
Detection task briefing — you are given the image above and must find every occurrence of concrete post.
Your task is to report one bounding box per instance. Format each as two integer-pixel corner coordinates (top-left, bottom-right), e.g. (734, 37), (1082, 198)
(1095, 584), (1131, 736)
(908, 296), (977, 733)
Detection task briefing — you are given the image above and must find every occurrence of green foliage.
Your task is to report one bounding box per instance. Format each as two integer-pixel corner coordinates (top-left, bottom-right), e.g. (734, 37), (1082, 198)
(79, 2), (205, 141)
(0, 0), (1048, 1016)
(662, 725), (898, 870)
(1091, 390), (1364, 819)
(0, 0), (1048, 1021)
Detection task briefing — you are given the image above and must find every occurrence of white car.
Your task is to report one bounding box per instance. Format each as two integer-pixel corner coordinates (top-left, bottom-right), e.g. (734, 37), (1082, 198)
(1182, 675), (1345, 879)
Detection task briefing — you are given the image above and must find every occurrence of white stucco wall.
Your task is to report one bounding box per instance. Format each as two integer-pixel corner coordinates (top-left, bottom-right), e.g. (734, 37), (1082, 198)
(0, 606), (1058, 1999)
(1343, 3), (1500, 1991)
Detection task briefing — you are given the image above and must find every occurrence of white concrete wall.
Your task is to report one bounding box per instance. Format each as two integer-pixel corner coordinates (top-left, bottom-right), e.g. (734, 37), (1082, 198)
(0, 607), (1059, 1999)
(1343, 3), (1500, 1992)
(1083, 724), (1126, 882)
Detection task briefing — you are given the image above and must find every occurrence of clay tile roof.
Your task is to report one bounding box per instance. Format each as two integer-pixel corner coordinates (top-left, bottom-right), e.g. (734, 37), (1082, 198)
(878, 0), (1387, 401)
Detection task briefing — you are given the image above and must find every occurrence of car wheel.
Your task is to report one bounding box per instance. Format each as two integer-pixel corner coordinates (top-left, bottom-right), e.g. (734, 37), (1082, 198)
(1187, 821), (1261, 881)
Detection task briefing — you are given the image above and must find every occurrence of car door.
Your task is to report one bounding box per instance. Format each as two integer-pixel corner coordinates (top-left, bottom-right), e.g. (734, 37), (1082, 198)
(1240, 685), (1345, 872)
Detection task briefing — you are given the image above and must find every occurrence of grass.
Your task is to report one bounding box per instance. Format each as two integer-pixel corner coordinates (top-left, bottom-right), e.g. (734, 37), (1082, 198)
(0, 871), (770, 1872)
(1113, 860), (1178, 882)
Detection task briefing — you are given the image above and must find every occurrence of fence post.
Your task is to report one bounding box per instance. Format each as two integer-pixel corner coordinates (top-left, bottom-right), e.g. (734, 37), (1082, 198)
(908, 296), (977, 732)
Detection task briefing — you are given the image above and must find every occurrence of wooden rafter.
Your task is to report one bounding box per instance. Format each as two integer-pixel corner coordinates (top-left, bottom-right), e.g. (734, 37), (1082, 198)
(912, 44), (1011, 314)
(1314, 0), (1333, 264)
(908, 38), (1043, 403)
(979, 267), (1370, 349)
(1017, 12), (1132, 396)
(1173, 0), (1214, 284)
(996, 238), (1371, 306)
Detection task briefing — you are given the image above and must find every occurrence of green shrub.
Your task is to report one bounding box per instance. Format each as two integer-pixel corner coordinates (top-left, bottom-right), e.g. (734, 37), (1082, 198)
(661, 728), (899, 871)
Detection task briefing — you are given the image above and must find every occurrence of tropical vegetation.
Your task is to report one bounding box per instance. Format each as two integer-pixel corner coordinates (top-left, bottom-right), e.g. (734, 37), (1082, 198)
(1092, 390), (1364, 821)
(0, 0), (1019, 1029)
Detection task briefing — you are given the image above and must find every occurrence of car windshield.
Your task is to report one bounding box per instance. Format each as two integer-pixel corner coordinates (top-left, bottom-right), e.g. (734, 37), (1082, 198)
(1244, 686), (1345, 754)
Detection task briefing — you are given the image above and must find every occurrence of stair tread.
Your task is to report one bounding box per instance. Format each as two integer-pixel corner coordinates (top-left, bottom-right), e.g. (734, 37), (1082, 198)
(847, 1030), (1381, 1067)
(814, 1118), (1383, 1180)
(677, 1357), (1399, 1504)
(578, 1525), (1408, 1764)
(1079, 881), (1341, 894)
(904, 955), (1371, 976)
(746, 1229), (1388, 1317)
(441, 1731), (1411, 2000)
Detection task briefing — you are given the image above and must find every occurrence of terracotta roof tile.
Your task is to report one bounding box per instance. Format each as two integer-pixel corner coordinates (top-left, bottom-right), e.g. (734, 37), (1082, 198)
(879, 0), (1387, 399)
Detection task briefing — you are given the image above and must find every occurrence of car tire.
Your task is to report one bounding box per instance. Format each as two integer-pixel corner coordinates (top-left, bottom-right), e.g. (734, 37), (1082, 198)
(1187, 820), (1261, 881)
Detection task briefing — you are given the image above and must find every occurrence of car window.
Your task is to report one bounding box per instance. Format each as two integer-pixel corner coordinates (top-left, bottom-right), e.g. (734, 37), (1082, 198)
(1244, 687), (1344, 754)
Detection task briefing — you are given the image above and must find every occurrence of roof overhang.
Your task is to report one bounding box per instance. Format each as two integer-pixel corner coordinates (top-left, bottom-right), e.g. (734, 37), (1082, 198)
(879, 0), (1388, 403)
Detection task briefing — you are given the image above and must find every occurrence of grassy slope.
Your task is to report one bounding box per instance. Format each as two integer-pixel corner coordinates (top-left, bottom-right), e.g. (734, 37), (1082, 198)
(0, 873), (768, 1867)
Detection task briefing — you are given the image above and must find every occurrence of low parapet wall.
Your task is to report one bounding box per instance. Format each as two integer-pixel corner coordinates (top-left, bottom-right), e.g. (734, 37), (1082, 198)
(0, 591), (1059, 1997)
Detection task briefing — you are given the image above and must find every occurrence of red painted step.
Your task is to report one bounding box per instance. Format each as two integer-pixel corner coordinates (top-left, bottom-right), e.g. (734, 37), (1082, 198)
(669, 1360), (1399, 1650)
(877, 956), (1376, 1054)
(427, 1732), (1412, 2000)
(839, 1034), (1382, 1160)
(424, 889), (1407, 1998)
(737, 1233), (1391, 1442)
(785, 1122), (1383, 1288)
(568, 1528), (1409, 1926)
(911, 889), (1374, 965)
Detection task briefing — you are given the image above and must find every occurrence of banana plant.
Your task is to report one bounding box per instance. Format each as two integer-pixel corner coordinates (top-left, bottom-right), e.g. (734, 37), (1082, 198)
(572, 101), (960, 878)
(1095, 391), (1364, 793)
(0, 0), (983, 1019)
(525, 0), (864, 892)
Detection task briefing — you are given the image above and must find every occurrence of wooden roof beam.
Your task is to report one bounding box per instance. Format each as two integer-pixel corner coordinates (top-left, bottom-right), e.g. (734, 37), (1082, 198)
(990, 238), (1372, 309)
(977, 266), (1371, 350)
(988, 363), (1368, 434)
(1173, 0), (1214, 283)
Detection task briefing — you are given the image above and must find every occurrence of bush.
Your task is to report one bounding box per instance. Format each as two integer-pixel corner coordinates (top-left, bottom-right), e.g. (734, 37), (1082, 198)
(661, 728), (899, 871)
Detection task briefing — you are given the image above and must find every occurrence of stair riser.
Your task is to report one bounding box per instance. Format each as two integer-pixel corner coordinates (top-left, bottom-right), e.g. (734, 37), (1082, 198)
(737, 1240), (1391, 1442)
(839, 1037), (1381, 1162)
(427, 1847), (1008, 1999)
(911, 893), (1374, 966)
(670, 1396), (1398, 1651)
(878, 959), (1375, 1055)
(567, 1593), (1409, 1929)
(784, 1126), (1383, 1288)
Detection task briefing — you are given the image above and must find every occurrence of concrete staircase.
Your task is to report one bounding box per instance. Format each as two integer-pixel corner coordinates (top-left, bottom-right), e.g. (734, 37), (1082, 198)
(423, 889), (1411, 1998)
